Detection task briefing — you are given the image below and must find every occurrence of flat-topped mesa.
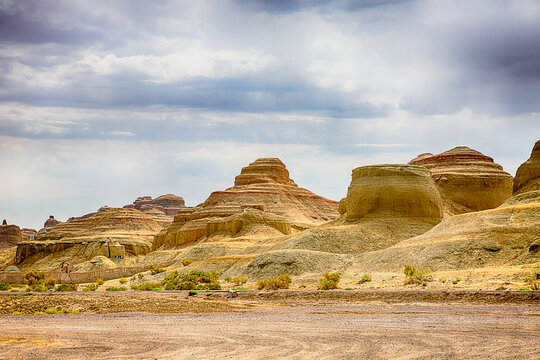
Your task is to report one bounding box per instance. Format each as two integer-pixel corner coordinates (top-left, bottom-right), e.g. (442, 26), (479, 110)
(513, 140), (540, 195)
(408, 146), (513, 214)
(16, 208), (163, 266)
(153, 158), (339, 249)
(234, 158), (297, 186)
(0, 220), (24, 249)
(345, 165), (443, 221)
(124, 194), (186, 217)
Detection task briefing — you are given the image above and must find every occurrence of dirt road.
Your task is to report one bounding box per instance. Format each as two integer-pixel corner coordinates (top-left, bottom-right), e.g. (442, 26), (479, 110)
(0, 303), (538, 359)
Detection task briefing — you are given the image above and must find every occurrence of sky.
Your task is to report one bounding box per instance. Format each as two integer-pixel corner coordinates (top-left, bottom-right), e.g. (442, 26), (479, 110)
(1, 0), (539, 230)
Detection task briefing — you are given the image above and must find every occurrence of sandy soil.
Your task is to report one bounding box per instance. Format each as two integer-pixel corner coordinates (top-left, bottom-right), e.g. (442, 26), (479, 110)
(0, 303), (538, 360)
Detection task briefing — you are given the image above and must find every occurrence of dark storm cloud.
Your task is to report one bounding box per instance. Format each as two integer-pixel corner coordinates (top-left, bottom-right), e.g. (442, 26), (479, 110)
(0, 2), (99, 45)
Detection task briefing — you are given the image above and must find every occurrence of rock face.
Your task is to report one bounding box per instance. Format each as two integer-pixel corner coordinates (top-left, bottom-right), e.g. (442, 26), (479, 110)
(15, 208), (163, 268)
(37, 215), (62, 237)
(153, 158), (339, 249)
(0, 221), (24, 250)
(513, 140), (540, 194)
(408, 146), (513, 214)
(345, 165), (443, 221)
(124, 194), (186, 217)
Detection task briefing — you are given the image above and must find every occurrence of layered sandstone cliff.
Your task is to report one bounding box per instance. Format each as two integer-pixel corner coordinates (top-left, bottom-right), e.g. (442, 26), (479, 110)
(408, 146), (513, 214)
(153, 158), (338, 249)
(513, 140), (540, 194)
(124, 194), (186, 218)
(0, 221), (24, 250)
(16, 208), (163, 268)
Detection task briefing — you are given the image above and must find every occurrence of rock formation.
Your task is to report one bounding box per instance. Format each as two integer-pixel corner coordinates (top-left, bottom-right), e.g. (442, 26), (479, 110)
(344, 165), (443, 221)
(0, 221), (24, 250)
(37, 215), (62, 236)
(15, 208), (163, 269)
(124, 194), (186, 217)
(153, 158), (339, 249)
(408, 146), (513, 214)
(513, 140), (540, 194)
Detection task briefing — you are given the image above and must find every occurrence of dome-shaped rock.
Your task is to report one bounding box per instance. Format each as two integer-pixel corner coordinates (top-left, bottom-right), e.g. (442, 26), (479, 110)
(513, 140), (540, 194)
(408, 146), (513, 214)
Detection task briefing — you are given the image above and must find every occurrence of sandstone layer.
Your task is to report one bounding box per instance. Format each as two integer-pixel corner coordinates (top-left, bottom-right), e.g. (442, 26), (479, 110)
(408, 146), (513, 214)
(15, 208), (163, 270)
(37, 215), (62, 237)
(124, 194), (186, 221)
(513, 140), (540, 194)
(344, 165), (443, 221)
(0, 221), (24, 250)
(153, 158), (338, 249)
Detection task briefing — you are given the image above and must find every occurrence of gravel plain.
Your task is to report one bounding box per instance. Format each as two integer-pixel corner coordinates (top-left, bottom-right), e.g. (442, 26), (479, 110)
(0, 292), (539, 360)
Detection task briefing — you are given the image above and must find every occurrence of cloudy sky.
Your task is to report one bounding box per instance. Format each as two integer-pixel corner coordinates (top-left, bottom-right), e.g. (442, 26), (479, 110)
(1, 0), (539, 230)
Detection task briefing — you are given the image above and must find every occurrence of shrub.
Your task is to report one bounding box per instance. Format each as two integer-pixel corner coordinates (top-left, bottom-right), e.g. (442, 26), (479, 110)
(45, 308), (58, 314)
(232, 276), (248, 285)
(318, 272), (340, 290)
(44, 277), (56, 290)
(188, 290), (197, 296)
(96, 277), (104, 286)
(452, 277), (461, 285)
(56, 282), (78, 292)
(130, 276), (136, 282)
(27, 283), (46, 292)
(106, 286), (127, 291)
(0, 281), (11, 291)
(119, 277), (128, 284)
(24, 270), (45, 286)
(138, 273), (145, 279)
(256, 274), (292, 290)
(403, 265), (432, 286)
(131, 282), (162, 291)
(181, 259), (192, 266)
(345, 288), (354, 290)
(34, 311), (45, 315)
(150, 265), (165, 275)
(359, 274), (372, 284)
(83, 283), (98, 291)
(160, 270), (220, 291)
(224, 277), (232, 282)
(12, 311), (22, 315)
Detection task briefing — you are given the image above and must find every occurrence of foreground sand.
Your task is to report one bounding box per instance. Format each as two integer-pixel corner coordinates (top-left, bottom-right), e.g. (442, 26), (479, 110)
(0, 291), (538, 359)
(0, 303), (538, 359)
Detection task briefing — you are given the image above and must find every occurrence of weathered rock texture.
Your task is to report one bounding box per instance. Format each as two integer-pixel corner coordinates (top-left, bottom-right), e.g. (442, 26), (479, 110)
(513, 140), (540, 194)
(37, 215), (62, 237)
(124, 194), (186, 218)
(345, 165), (443, 221)
(153, 158), (338, 249)
(0, 222), (24, 250)
(15, 208), (163, 269)
(409, 146), (513, 214)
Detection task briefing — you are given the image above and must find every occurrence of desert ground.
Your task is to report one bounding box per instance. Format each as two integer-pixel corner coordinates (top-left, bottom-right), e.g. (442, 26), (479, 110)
(0, 291), (538, 359)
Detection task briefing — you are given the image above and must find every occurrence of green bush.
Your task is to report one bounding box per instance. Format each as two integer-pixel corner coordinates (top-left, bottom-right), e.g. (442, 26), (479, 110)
(232, 276), (248, 285)
(45, 308), (58, 314)
(404, 265), (432, 286)
(206, 292), (213, 296)
(188, 290), (197, 296)
(149, 265), (165, 275)
(96, 277), (104, 286)
(119, 277), (128, 284)
(24, 270), (45, 286)
(318, 272), (340, 290)
(56, 282), (78, 292)
(256, 274), (292, 290)
(26, 283), (46, 292)
(160, 270), (220, 291)
(0, 281), (11, 291)
(131, 282), (162, 291)
(181, 259), (192, 266)
(82, 283), (98, 291)
(359, 274), (372, 284)
(106, 286), (127, 291)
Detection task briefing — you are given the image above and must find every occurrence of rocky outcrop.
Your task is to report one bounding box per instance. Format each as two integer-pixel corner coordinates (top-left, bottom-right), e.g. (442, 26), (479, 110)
(206, 209), (291, 238)
(0, 221), (24, 250)
(16, 208), (163, 267)
(124, 194), (186, 217)
(153, 158), (339, 249)
(345, 165), (443, 221)
(408, 146), (513, 214)
(513, 140), (540, 194)
(37, 215), (62, 237)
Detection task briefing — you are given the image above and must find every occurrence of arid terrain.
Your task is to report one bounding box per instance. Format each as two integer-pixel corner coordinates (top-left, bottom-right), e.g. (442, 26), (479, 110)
(0, 291), (538, 360)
